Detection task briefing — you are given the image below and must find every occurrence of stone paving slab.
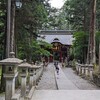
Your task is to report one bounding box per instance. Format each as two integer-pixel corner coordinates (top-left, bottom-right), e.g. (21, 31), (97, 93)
(55, 65), (78, 90)
(32, 90), (100, 100)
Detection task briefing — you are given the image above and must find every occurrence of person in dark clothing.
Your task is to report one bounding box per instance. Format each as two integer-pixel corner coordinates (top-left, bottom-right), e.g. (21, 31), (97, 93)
(54, 61), (59, 74)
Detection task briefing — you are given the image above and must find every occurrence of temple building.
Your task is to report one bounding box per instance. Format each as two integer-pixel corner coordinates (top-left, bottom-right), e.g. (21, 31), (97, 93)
(38, 30), (74, 62)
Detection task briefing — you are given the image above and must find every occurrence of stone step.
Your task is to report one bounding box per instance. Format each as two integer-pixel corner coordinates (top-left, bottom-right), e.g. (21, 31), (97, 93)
(31, 90), (100, 100)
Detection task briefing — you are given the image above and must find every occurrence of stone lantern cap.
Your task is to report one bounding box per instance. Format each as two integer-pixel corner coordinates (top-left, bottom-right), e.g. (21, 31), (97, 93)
(81, 64), (86, 67)
(0, 52), (22, 65)
(18, 59), (32, 68)
(88, 64), (93, 68)
(32, 64), (41, 69)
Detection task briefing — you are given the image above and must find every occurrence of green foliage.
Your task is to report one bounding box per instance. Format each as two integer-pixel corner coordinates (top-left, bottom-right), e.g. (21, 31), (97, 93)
(18, 39), (52, 62)
(97, 0), (100, 31)
(96, 31), (100, 60)
(14, 0), (51, 62)
(63, 0), (91, 31)
(16, 0), (48, 37)
(38, 40), (52, 49)
(72, 31), (100, 63)
(0, 0), (6, 59)
(72, 31), (88, 62)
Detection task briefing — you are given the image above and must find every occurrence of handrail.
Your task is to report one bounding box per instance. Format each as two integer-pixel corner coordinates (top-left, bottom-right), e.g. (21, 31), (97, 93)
(75, 62), (93, 80)
(11, 63), (44, 100)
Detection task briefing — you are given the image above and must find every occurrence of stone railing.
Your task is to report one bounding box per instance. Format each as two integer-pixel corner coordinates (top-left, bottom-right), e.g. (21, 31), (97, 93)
(25, 64), (44, 100)
(15, 63), (44, 100)
(75, 62), (93, 80)
(0, 56), (44, 100)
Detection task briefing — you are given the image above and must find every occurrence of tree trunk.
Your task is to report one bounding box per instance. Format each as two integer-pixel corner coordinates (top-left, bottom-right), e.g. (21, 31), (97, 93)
(92, 0), (96, 64)
(87, 34), (90, 64)
(0, 17), (7, 92)
(89, 0), (96, 64)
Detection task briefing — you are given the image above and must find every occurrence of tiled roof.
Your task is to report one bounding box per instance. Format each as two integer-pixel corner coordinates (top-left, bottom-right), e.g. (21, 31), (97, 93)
(38, 34), (74, 45)
(38, 30), (74, 45)
(39, 30), (74, 35)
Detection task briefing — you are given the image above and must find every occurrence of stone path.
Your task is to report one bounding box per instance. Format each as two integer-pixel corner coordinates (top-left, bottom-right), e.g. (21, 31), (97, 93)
(36, 63), (57, 90)
(31, 63), (100, 100)
(36, 63), (99, 90)
(62, 67), (99, 90)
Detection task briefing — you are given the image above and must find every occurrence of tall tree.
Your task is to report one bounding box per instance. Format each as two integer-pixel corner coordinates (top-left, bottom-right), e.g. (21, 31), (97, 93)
(0, 0), (7, 92)
(88, 0), (96, 64)
(15, 0), (49, 61)
(63, 0), (91, 31)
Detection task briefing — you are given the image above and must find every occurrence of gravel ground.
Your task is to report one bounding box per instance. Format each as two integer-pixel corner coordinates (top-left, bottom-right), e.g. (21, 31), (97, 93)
(36, 63), (57, 90)
(62, 67), (100, 90)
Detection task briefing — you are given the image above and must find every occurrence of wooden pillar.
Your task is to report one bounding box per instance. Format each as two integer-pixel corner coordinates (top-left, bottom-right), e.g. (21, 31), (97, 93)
(60, 51), (62, 62)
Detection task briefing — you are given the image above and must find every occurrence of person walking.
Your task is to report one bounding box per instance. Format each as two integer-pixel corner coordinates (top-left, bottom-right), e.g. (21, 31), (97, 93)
(54, 61), (59, 75)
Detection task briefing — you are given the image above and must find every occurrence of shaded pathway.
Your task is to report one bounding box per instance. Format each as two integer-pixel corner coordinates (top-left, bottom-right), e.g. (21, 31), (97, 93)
(62, 67), (99, 90)
(55, 64), (78, 90)
(36, 63), (57, 90)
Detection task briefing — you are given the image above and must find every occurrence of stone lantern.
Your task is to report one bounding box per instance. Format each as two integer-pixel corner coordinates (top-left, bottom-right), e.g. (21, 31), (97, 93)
(0, 52), (22, 100)
(88, 64), (93, 80)
(18, 59), (32, 97)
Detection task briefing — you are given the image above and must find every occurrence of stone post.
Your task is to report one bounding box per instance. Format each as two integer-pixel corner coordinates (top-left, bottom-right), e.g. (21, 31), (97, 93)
(76, 63), (78, 72)
(89, 68), (93, 80)
(78, 65), (81, 75)
(29, 65), (34, 90)
(88, 64), (93, 80)
(82, 67), (85, 75)
(81, 65), (85, 76)
(33, 69), (36, 86)
(29, 74), (33, 89)
(32, 65), (38, 86)
(18, 59), (32, 97)
(36, 68), (39, 83)
(20, 74), (27, 97)
(85, 67), (89, 76)
(4, 74), (17, 100)
(75, 63), (79, 74)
